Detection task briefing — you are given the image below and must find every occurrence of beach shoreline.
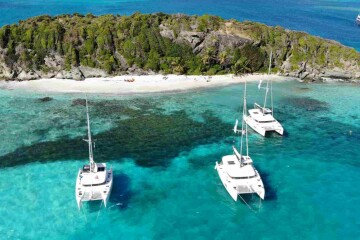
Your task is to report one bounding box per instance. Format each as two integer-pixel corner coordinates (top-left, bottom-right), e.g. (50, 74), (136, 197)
(0, 74), (294, 94)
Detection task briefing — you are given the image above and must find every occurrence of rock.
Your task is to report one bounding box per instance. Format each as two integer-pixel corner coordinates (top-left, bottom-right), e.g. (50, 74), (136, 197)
(281, 60), (292, 72)
(37, 70), (56, 79)
(127, 65), (151, 75)
(172, 30), (251, 55)
(159, 24), (176, 40)
(321, 70), (352, 80)
(78, 66), (107, 78)
(72, 98), (86, 106)
(55, 71), (64, 79)
(176, 31), (206, 49)
(298, 61), (307, 74)
(17, 70), (40, 81)
(287, 71), (299, 78)
(44, 52), (64, 72)
(299, 71), (310, 80)
(114, 52), (129, 70)
(209, 33), (251, 53)
(56, 68), (85, 80)
(355, 72), (360, 79)
(38, 97), (53, 102)
(0, 63), (14, 79)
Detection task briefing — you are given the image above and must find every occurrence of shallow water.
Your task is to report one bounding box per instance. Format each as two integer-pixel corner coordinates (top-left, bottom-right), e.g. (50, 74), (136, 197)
(0, 80), (360, 239)
(0, 0), (359, 50)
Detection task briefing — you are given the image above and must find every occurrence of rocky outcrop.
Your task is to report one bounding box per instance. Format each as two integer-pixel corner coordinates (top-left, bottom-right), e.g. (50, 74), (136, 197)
(281, 62), (359, 82)
(0, 63), (14, 79)
(17, 70), (40, 80)
(114, 52), (129, 71)
(160, 24), (252, 55)
(55, 68), (85, 81)
(38, 97), (53, 102)
(78, 66), (107, 78)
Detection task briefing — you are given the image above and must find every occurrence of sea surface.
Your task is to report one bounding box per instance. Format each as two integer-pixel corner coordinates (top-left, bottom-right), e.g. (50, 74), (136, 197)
(0, 80), (360, 239)
(0, 0), (359, 50)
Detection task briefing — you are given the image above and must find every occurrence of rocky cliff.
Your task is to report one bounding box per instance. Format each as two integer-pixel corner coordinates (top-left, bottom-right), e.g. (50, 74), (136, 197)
(0, 13), (359, 81)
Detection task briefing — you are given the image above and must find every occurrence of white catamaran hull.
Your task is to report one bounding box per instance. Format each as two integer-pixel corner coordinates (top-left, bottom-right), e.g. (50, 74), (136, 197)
(75, 168), (113, 209)
(215, 162), (265, 201)
(244, 115), (283, 136)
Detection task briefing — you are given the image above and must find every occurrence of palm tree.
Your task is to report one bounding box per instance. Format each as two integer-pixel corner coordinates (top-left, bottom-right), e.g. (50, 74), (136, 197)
(201, 48), (215, 65)
(170, 57), (184, 74)
(232, 56), (250, 75)
(219, 51), (228, 69)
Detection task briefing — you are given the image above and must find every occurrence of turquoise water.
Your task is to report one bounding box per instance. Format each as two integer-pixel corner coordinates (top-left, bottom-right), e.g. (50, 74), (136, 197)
(0, 0), (359, 50)
(1, 80), (360, 239)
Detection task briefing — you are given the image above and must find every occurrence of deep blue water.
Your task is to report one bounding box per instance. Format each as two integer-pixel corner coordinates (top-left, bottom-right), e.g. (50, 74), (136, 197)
(0, 81), (360, 239)
(0, 0), (359, 50)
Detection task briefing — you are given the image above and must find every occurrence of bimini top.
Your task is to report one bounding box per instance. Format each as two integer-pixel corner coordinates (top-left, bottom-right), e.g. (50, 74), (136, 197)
(80, 163), (107, 185)
(248, 108), (276, 122)
(221, 155), (257, 178)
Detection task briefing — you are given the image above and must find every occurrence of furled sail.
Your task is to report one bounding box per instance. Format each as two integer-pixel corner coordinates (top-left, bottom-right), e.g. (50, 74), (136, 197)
(233, 119), (239, 134)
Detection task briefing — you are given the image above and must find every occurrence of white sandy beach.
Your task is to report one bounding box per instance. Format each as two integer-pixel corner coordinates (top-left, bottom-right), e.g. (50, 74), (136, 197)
(0, 74), (292, 94)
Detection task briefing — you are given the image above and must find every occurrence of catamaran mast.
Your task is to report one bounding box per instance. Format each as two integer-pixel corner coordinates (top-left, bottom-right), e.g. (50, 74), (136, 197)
(240, 79), (249, 158)
(269, 50), (274, 115)
(244, 80), (249, 156)
(85, 96), (95, 172)
(263, 50), (273, 114)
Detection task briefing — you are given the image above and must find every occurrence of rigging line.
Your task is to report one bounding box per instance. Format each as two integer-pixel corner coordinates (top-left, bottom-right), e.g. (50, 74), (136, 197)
(244, 79), (249, 157)
(271, 77), (274, 116)
(246, 110), (249, 156)
(238, 194), (257, 214)
(81, 204), (88, 222)
(259, 195), (262, 210)
(96, 200), (103, 222)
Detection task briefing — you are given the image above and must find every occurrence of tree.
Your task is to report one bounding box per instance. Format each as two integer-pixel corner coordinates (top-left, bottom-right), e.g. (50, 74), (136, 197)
(201, 47), (216, 65)
(232, 56), (250, 75)
(219, 51), (228, 69)
(145, 49), (160, 71)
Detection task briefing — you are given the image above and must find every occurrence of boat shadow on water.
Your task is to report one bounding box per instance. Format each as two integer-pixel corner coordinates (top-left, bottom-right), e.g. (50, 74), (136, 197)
(259, 171), (277, 201)
(108, 173), (132, 210)
(264, 130), (288, 138)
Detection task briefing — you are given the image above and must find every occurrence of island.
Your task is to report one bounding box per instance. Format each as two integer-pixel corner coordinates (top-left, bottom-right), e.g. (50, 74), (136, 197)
(0, 13), (359, 82)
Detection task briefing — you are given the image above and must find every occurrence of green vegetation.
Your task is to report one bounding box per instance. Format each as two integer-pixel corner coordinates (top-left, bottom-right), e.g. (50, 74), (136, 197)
(0, 13), (358, 79)
(0, 13), (209, 75)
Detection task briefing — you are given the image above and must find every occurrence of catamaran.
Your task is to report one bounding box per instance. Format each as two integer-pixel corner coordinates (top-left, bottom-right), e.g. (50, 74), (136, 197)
(75, 97), (113, 209)
(215, 80), (265, 201)
(244, 51), (284, 136)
